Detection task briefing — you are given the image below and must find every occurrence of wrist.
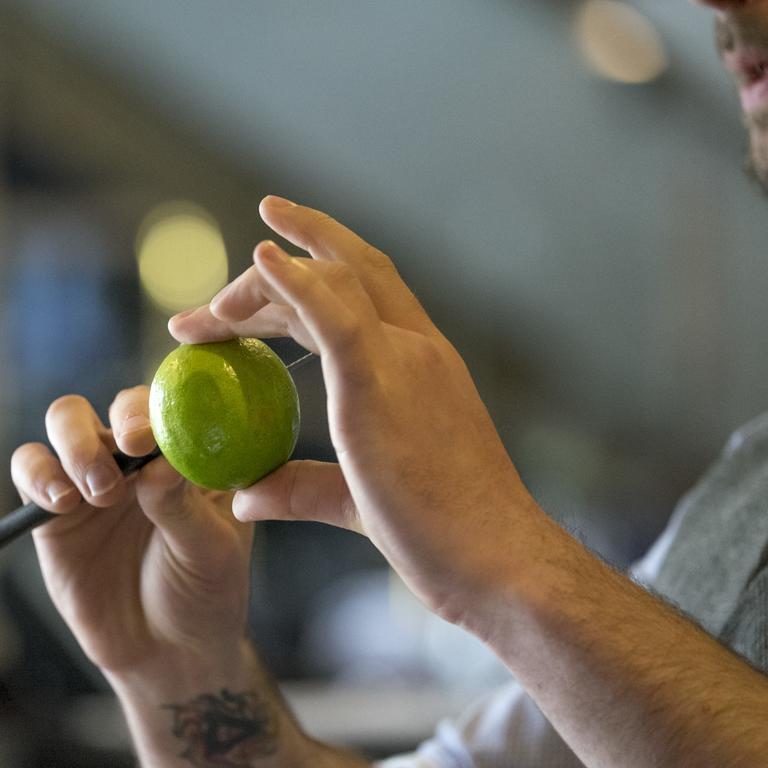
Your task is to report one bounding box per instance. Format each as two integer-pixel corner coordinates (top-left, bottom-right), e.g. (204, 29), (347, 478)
(106, 638), (314, 768)
(105, 636), (257, 701)
(437, 495), (578, 643)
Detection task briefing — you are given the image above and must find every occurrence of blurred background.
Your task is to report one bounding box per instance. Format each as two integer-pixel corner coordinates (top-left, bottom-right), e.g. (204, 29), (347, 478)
(0, 0), (766, 764)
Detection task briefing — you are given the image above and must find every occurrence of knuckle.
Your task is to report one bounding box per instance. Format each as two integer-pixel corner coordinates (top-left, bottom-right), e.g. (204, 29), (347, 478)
(279, 308), (297, 337)
(311, 210), (337, 232)
(304, 211), (337, 249)
(360, 244), (395, 274)
(338, 354), (378, 391)
(333, 313), (364, 347)
(322, 263), (371, 304)
(323, 261), (355, 285)
(330, 332), (379, 390)
(415, 338), (458, 379)
(421, 338), (448, 366)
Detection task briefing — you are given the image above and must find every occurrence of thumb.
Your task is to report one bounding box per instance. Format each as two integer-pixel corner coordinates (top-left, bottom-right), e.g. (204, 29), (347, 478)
(134, 456), (232, 555)
(232, 460), (365, 536)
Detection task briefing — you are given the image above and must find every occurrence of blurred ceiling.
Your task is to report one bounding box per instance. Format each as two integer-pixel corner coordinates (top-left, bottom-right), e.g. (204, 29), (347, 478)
(1, 0), (736, 196)
(4, 0), (767, 546)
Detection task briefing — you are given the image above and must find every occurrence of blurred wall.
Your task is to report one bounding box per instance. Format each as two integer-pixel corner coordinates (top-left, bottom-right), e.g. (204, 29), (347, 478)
(1, 0), (766, 560)
(2, 0), (768, 762)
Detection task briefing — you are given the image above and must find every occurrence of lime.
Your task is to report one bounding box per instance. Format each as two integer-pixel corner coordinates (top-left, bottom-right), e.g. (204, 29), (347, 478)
(149, 339), (300, 491)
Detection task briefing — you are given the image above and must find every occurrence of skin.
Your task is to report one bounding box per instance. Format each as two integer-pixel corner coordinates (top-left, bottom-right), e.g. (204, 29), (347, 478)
(11, 2), (768, 767)
(12, 391), (254, 672)
(704, 0), (768, 185)
(11, 390), (325, 766)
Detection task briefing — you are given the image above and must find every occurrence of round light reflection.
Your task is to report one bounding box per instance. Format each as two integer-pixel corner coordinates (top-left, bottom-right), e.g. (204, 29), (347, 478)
(575, 0), (668, 85)
(136, 201), (228, 314)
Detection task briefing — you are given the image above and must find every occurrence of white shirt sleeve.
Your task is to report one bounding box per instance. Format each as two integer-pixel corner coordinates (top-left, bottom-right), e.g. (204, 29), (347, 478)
(374, 682), (584, 767)
(374, 509), (685, 768)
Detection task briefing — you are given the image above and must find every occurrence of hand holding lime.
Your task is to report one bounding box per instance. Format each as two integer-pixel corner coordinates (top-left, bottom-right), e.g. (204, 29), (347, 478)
(149, 339), (300, 491)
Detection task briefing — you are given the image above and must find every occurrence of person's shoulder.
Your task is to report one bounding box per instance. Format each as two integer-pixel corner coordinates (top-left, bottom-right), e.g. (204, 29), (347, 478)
(723, 411), (768, 457)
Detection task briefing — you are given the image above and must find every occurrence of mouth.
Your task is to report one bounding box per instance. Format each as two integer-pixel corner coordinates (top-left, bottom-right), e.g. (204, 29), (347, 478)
(724, 48), (768, 114)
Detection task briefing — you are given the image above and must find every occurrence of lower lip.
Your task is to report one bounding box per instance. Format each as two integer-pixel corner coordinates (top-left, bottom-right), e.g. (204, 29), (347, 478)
(741, 77), (768, 113)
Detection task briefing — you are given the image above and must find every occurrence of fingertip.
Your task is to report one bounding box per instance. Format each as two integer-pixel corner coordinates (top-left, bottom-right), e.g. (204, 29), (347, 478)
(231, 489), (271, 522)
(168, 305), (209, 338)
(167, 314), (190, 342)
(260, 195), (297, 217)
(167, 305), (234, 344)
(252, 239), (280, 262)
(167, 316), (181, 339)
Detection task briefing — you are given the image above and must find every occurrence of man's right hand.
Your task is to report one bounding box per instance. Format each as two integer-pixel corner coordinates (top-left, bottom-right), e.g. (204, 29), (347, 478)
(170, 196), (545, 624)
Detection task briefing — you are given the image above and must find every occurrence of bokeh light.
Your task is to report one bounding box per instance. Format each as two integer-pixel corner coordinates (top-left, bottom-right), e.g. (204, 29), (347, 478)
(136, 201), (228, 314)
(575, 0), (668, 85)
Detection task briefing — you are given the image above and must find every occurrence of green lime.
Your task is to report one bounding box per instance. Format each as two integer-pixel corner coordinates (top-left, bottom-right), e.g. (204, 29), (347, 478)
(149, 339), (300, 491)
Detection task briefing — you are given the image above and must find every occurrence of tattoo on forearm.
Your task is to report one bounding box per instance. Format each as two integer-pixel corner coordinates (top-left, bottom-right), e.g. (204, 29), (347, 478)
(164, 688), (279, 767)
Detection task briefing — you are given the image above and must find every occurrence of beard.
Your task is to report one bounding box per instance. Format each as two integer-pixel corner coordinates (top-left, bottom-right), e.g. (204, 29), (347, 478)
(746, 124), (768, 192)
(716, 14), (768, 191)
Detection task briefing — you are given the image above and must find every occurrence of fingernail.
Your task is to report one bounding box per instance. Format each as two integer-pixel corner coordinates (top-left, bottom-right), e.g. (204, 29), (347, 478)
(86, 464), (120, 497)
(231, 493), (249, 521)
(47, 480), (77, 504)
(171, 307), (197, 323)
(264, 195), (296, 209)
(120, 415), (150, 438)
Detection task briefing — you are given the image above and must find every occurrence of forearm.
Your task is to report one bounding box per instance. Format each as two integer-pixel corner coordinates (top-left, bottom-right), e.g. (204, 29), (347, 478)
(458, 504), (768, 768)
(106, 639), (369, 768)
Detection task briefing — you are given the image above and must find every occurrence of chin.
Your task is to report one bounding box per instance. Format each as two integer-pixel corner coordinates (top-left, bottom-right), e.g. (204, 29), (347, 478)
(741, 105), (768, 187)
(747, 132), (768, 192)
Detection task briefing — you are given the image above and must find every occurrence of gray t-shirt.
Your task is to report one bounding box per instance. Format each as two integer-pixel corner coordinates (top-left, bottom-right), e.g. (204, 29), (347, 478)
(376, 412), (768, 768)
